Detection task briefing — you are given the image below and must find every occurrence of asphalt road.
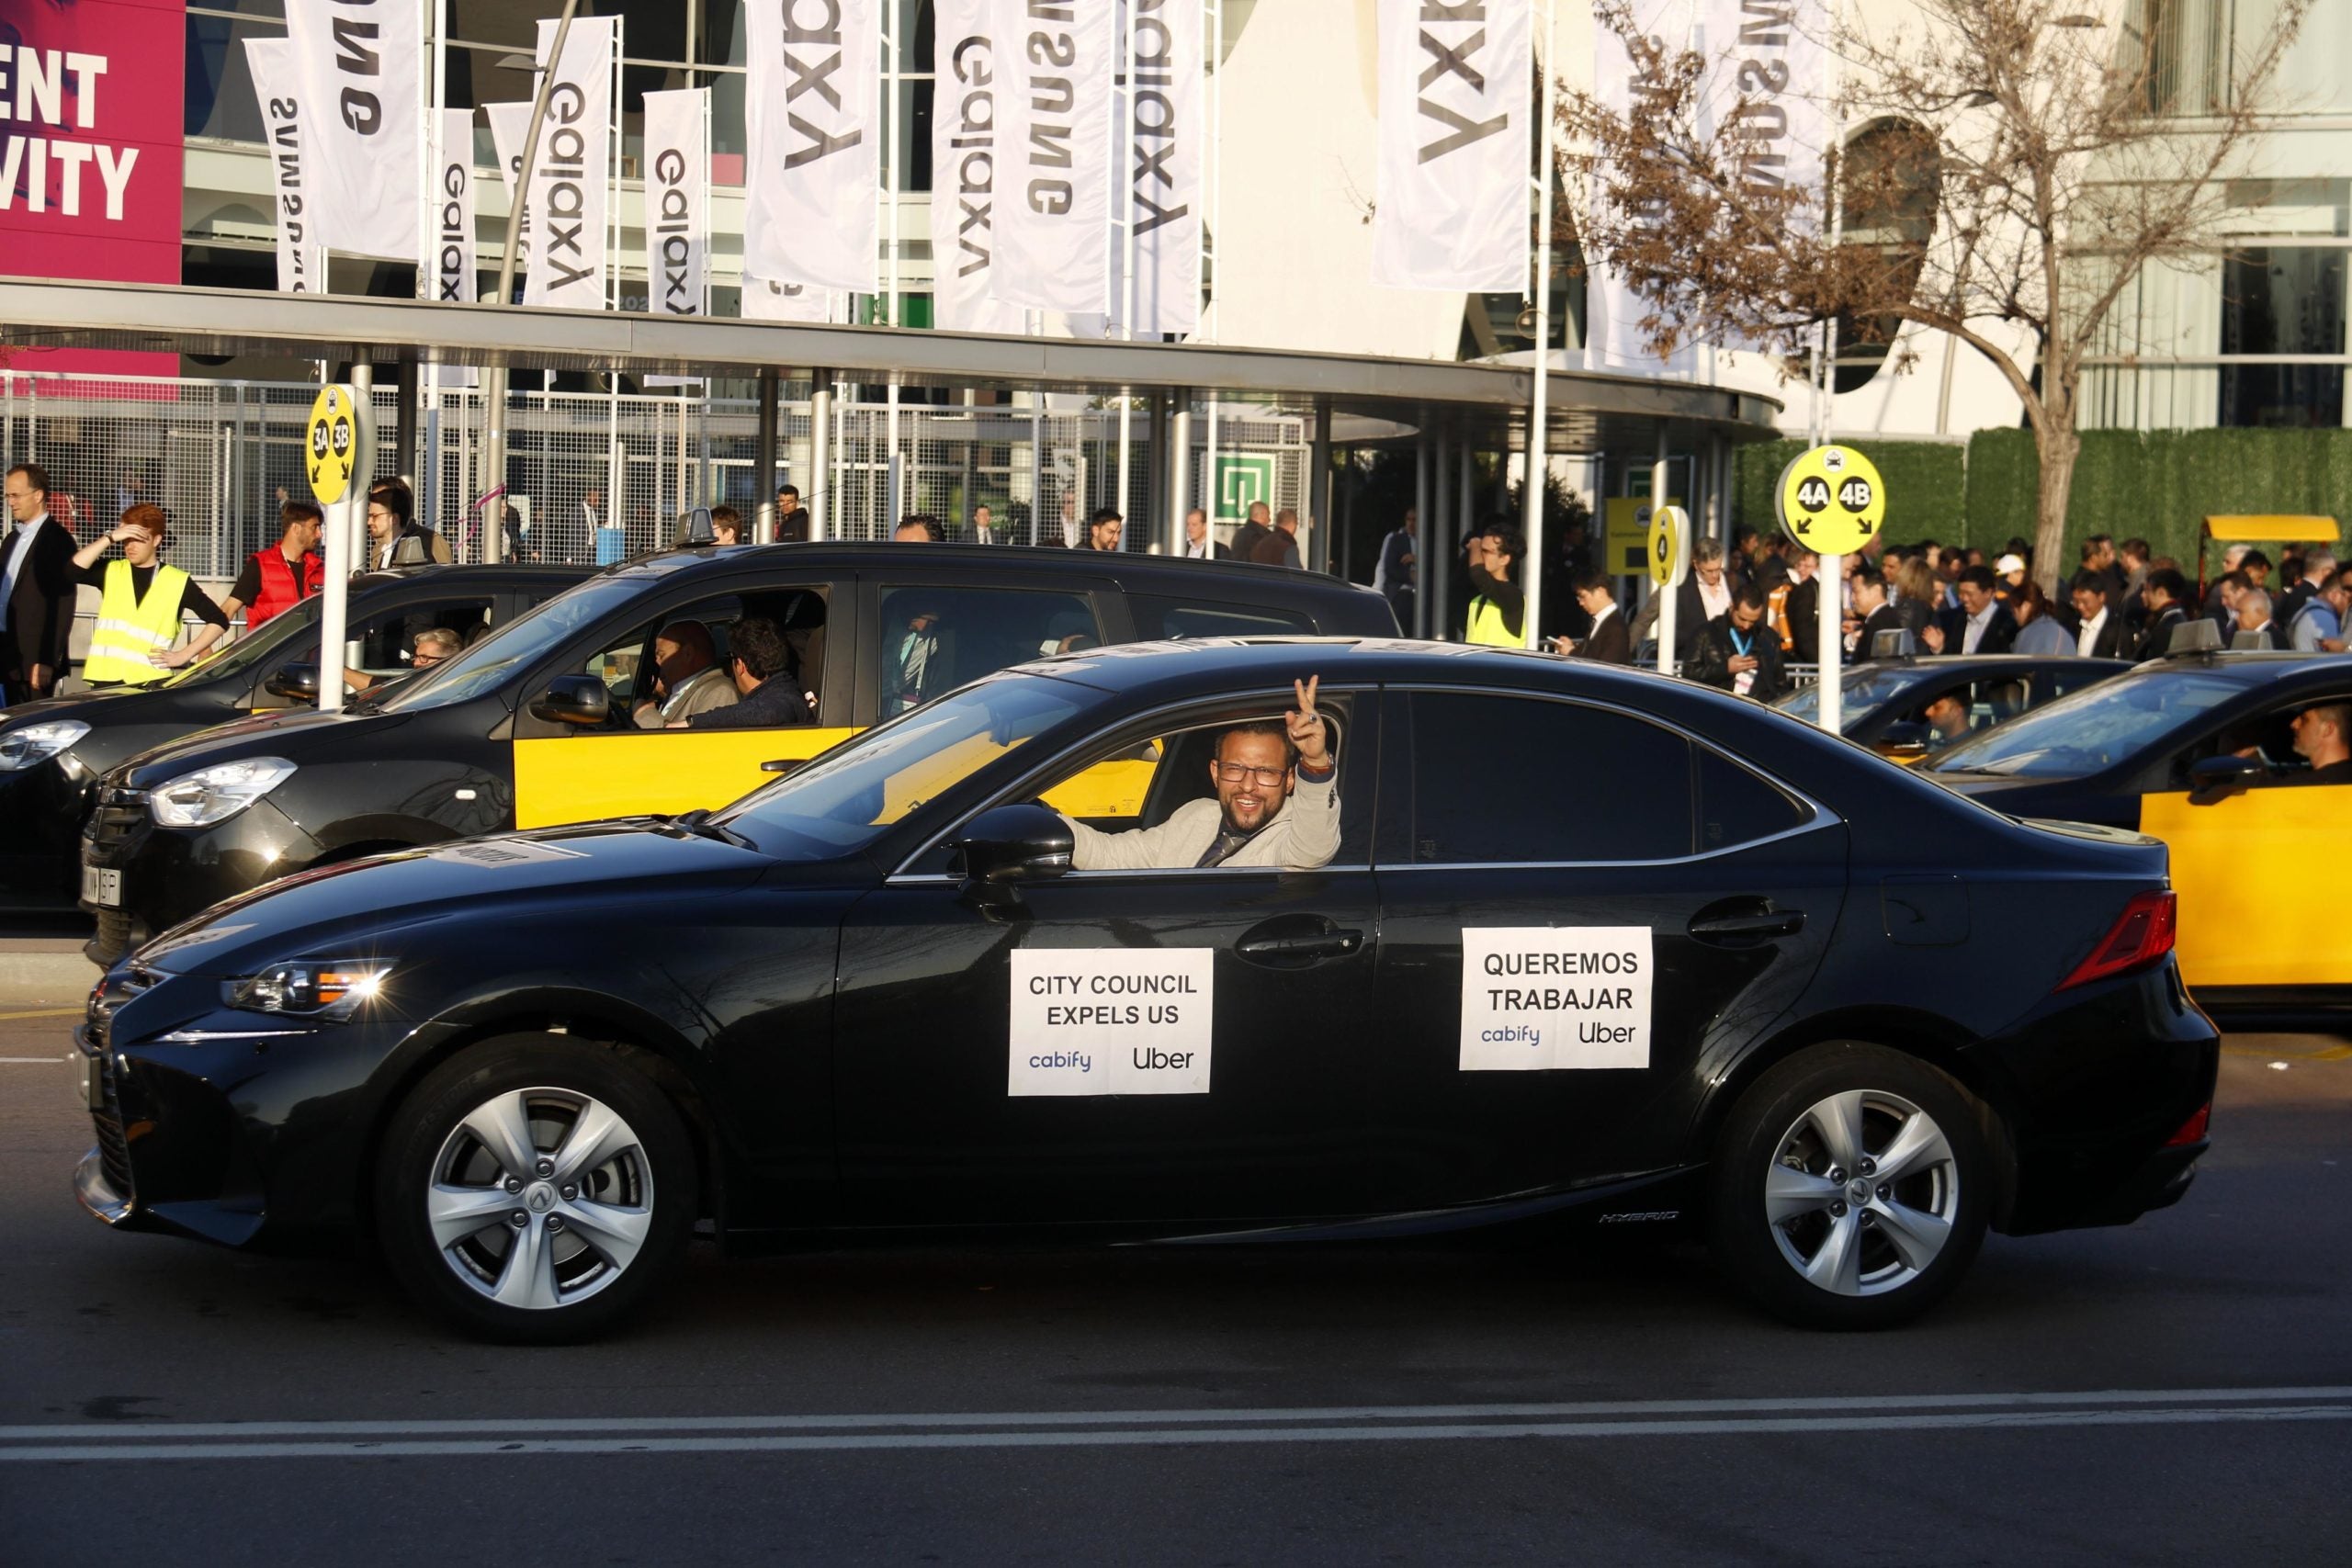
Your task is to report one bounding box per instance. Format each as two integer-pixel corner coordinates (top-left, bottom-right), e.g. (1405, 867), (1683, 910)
(2, 1011), (2346, 1566)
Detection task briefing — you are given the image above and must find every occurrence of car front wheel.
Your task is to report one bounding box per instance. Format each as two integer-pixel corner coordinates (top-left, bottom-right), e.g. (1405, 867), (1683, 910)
(1709, 1042), (1988, 1330)
(376, 1035), (697, 1343)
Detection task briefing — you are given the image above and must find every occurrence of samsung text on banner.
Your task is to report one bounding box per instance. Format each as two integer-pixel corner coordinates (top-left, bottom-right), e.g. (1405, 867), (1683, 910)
(1010, 949), (1214, 1096)
(1459, 928), (1654, 1071)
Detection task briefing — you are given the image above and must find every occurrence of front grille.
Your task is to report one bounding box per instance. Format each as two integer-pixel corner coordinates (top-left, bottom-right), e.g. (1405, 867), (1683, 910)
(86, 786), (147, 852)
(82, 966), (154, 1201)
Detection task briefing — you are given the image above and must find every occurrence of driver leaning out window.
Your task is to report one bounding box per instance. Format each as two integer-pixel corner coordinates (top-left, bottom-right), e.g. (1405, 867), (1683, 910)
(667, 616), (810, 729)
(1063, 677), (1339, 871)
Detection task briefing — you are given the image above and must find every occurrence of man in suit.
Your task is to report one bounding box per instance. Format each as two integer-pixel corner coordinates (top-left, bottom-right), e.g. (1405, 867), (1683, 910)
(1249, 508), (1304, 569)
(1182, 507), (1230, 560)
(1927, 566), (2018, 655)
(1849, 575), (1909, 658)
(2135, 568), (2192, 658)
(967, 503), (1007, 545)
(2070, 573), (2129, 658)
(1673, 540), (1734, 661)
(1551, 571), (1629, 663)
(1229, 501), (1274, 564)
(0, 462), (77, 701)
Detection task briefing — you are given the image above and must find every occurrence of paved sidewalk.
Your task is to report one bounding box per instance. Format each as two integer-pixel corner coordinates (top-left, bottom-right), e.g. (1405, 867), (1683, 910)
(0, 934), (97, 1005)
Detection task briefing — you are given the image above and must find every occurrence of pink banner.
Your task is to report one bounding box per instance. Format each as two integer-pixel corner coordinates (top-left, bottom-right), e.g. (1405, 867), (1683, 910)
(0, 0), (186, 377)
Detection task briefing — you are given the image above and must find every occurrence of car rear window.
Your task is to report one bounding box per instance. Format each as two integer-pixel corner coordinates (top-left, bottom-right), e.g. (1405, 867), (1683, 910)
(1127, 595), (1315, 639)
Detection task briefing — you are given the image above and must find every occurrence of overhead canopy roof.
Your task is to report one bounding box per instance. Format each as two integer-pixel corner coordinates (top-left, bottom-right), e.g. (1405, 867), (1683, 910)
(0, 277), (1781, 455)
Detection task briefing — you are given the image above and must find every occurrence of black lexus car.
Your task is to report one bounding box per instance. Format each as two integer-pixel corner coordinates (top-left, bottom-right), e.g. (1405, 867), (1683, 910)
(71, 639), (2215, 1342)
(0, 565), (589, 912)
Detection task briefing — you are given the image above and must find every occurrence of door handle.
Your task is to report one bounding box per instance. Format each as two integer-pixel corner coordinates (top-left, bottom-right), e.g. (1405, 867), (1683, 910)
(1688, 908), (1804, 944)
(1238, 931), (1363, 958)
(1235, 914), (1364, 969)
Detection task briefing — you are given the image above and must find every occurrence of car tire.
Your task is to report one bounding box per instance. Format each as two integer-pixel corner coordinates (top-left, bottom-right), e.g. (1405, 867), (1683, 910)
(376, 1034), (697, 1345)
(1708, 1041), (1989, 1330)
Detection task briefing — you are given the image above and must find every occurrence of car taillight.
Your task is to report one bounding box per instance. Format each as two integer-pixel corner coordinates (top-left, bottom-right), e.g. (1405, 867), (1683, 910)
(2056, 890), (2177, 991)
(2165, 1102), (2211, 1146)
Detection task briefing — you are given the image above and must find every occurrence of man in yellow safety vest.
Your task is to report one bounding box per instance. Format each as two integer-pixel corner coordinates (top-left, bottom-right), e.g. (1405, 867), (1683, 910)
(1464, 526), (1526, 648)
(71, 503), (232, 687)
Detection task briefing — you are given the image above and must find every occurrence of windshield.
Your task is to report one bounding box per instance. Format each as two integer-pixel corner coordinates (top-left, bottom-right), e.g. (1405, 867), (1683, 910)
(161, 596), (321, 688)
(718, 675), (1090, 860)
(1928, 668), (2245, 778)
(1775, 665), (1939, 733)
(377, 574), (631, 712)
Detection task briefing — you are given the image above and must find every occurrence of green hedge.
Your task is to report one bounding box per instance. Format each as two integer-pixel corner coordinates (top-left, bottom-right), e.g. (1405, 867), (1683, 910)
(1736, 429), (2352, 567)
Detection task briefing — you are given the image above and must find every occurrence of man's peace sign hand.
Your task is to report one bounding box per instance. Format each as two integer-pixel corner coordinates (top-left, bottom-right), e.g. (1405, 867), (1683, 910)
(1286, 676), (1331, 769)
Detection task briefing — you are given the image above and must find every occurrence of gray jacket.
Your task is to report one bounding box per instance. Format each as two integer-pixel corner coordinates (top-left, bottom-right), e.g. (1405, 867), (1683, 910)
(1065, 772), (1340, 871)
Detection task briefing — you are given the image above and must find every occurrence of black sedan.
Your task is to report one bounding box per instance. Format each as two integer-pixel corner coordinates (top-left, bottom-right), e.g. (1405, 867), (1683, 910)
(72, 640), (2216, 1341)
(1773, 654), (2130, 759)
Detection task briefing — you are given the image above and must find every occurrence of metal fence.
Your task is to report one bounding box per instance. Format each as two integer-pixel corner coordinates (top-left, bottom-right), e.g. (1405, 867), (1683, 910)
(0, 373), (1311, 576)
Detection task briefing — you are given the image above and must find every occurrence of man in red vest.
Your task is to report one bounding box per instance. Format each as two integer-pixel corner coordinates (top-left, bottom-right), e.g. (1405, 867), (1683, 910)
(220, 500), (325, 633)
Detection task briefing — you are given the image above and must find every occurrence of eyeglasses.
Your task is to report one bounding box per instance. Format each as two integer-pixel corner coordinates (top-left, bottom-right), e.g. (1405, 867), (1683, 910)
(1215, 761), (1290, 788)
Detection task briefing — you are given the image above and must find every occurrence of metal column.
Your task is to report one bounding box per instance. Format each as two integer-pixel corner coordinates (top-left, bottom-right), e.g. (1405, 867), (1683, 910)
(1308, 399), (1332, 574)
(1413, 423), (1432, 638)
(1168, 391), (1193, 550)
(393, 358), (421, 489)
(808, 370), (833, 541)
(1433, 423), (1453, 640)
(753, 369), (780, 542)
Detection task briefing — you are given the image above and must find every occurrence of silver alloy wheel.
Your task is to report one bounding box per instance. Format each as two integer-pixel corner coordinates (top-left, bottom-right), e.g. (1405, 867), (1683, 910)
(424, 1086), (655, 1311)
(1763, 1089), (1960, 1297)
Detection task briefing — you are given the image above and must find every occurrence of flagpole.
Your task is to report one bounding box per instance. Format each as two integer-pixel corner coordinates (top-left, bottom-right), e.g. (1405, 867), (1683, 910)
(482, 0), (582, 567)
(1115, 0), (1138, 540)
(1520, 0), (1557, 649)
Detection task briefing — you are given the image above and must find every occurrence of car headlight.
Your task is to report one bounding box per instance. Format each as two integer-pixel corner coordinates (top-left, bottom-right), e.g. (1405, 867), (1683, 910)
(0, 718), (89, 772)
(150, 756), (297, 828)
(226, 958), (395, 1021)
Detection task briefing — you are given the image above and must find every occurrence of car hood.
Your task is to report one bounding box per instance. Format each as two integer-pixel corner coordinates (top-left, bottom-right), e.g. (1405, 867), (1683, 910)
(0, 682), (183, 731)
(117, 705), (413, 786)
(133, 820), (775, 979)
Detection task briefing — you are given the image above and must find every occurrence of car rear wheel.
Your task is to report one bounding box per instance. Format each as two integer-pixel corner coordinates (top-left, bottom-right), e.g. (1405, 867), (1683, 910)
(1709, 1042), (1988, 1330)
(376, 1035), (696, 1344)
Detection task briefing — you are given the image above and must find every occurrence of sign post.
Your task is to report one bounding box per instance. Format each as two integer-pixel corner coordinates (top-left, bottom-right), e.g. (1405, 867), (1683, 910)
(1648, 503), (1690, 675)
(306, 385), (371, 713)
(1774, 444), (1887, 736)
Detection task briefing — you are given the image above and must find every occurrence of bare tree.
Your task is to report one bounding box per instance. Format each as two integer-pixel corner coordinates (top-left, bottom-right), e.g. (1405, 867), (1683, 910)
(1563, 0), (2310, 590)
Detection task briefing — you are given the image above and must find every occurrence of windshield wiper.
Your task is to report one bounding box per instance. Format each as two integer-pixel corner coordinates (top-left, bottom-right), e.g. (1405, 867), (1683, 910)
(664, 807), (752, 848)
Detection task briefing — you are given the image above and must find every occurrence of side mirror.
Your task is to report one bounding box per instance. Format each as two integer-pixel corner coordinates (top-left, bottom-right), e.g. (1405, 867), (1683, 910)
(760, 757), (808, 776)
(951, 804), (1073, 886)
(266, 662), (321, 702)
(2188, 753), (2263, 805)
(530, 673), (612, 727)
(1876, 720), (1931, 759)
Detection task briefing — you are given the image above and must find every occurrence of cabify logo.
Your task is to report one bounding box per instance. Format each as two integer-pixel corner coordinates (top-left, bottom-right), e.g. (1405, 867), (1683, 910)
(1214, 454), (1274, 525)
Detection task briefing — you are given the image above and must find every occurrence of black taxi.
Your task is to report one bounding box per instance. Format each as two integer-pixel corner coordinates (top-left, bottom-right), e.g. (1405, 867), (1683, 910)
(80, 546), (1396, 961)
(0, 565), (587, 913)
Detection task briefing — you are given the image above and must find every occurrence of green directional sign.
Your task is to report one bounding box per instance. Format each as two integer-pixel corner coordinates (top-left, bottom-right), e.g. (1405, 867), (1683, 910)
(1213, 453), (1276, 525)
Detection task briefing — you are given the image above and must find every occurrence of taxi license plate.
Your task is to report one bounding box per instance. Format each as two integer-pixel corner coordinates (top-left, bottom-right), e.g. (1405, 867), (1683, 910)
(81, 865), (121, 908)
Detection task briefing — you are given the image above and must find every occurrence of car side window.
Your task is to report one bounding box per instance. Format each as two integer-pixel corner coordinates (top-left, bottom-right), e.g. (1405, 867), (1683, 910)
(1405, 694), (1691, 864)
(350, 597), (493, 678)
(876, 585), (1100, 716)
(568, 589), (826, 729)
(1694, 746), (1811, 850)
(1127, 594), (1314, 639)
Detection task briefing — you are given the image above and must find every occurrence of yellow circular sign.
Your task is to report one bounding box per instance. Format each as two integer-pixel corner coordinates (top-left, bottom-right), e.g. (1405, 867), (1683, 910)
(1647, 504), (1690, 589)
(1774, 444), (1886, 556)
(306, 385), (362, 506)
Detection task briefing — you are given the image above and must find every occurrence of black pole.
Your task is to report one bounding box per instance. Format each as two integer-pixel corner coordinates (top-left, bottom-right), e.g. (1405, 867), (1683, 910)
(753, 368), (780, 541)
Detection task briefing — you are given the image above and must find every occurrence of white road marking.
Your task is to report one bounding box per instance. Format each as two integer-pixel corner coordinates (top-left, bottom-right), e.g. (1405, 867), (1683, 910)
(4, 1388), (2347, 1463)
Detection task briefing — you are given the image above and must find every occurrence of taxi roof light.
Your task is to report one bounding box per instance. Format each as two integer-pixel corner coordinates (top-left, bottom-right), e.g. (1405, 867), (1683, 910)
(2057, 890), (2177, 991)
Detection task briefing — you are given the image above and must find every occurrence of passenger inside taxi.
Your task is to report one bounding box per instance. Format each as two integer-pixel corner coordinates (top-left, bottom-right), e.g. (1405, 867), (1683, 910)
(670, 616), (811, 730)
(1062, 677), (1339, 871)
(633, 619), (739, 728)
(2279, 702), (2351, 785)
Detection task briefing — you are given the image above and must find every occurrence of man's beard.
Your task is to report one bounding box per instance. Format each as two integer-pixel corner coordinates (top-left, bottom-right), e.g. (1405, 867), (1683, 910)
(1219, 795), (1277, 835)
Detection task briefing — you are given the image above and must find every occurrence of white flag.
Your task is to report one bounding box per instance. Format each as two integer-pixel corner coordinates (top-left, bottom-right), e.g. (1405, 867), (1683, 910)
(1694, 0), (1827, 355)
(643, 89), (710, 317)
(990, 0), (1115, 316)
(1370, 0), (1531, 292)
(930, 2), (1027, 333)
(286, 0), (421, 263)
(433, 109), (476, 305)
(742, 276), (841, 322)
(524, 17), (616, 310)
(745, 0), (880, 294)
(483, 101), (533, 299)
(1123, 0), (1201, 335)
(243, 39), (322, 293)
(1589, 0), (1698, 368)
